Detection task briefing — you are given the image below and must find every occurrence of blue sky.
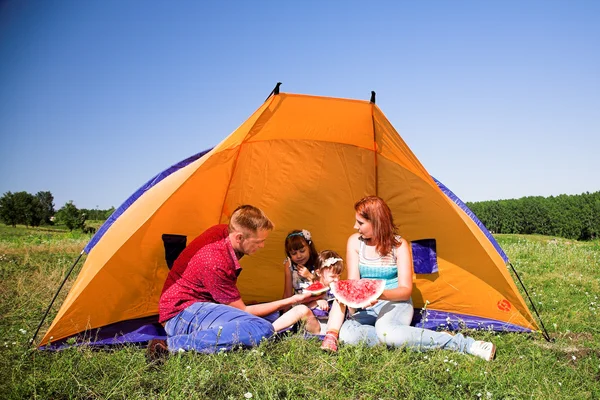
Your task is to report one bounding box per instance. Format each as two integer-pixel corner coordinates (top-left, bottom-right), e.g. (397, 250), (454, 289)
(1, 1), (598, 210)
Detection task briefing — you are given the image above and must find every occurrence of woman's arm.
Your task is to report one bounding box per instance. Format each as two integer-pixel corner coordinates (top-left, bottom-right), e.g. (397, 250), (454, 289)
(345, 233), (361, 280)
(379, 237), (413, 302)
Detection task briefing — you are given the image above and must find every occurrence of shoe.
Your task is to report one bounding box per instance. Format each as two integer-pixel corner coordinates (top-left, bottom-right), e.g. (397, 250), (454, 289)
(146, 339), (169, 362)
(469, 340), (496, 361)
(320, 333), (338, 352)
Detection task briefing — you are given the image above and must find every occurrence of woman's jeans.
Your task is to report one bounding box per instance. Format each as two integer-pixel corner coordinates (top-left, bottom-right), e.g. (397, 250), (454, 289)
(339, 300), (475, 353)
(164, 302), (275, 353)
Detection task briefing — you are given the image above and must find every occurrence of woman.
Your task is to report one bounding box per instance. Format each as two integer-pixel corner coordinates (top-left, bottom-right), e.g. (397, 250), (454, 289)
(321, 196), (496, 361)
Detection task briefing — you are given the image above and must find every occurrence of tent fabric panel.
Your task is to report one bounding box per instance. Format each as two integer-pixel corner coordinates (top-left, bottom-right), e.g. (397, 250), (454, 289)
(376, 157), (536, 330)
(225, 140), (377, 303)
(440, 199), (538, 330)
(412, 260), (536, 330)
(372, 106), (436, 186)
(41, 150), (240, 345)
(433, 177), (509, 263)
(245, 93), (376, 150)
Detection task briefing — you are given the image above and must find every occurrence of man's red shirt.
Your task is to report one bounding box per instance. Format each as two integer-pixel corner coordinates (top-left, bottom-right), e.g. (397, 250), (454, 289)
(158, 224), (242, 323)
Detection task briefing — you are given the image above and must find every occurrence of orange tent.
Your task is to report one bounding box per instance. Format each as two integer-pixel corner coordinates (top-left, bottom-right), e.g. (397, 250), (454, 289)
(39, 88), (541, 347)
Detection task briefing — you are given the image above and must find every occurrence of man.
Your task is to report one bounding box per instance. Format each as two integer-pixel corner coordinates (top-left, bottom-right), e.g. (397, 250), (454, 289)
(154, 205), (311, 354)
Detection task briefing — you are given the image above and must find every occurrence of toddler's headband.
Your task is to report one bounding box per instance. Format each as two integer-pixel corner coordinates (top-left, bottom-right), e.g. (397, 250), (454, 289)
(322, 257), (343, 268)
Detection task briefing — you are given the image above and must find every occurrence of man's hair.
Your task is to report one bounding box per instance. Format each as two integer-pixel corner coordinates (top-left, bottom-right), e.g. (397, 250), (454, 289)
(228, 205), (274, 236)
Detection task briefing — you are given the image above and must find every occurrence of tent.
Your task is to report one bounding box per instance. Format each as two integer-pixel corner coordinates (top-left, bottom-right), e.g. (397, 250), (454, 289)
(38, 87), (543, 347)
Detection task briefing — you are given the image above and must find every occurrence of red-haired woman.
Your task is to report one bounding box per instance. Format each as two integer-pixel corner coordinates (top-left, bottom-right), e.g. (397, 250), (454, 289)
(321, 196), (496, 361)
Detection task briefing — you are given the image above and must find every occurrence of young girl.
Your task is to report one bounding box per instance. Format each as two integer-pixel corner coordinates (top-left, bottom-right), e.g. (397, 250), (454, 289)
(273, 250), (344, 334)
(282, 229), (319, 298)
(320, 196), (496, 361)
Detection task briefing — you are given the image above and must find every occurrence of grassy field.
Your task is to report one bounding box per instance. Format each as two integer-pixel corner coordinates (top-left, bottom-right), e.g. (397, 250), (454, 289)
(0, 225), (598, 399)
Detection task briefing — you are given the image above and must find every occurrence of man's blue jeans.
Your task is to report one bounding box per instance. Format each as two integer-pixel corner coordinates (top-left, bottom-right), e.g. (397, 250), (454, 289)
(164, 302), (275, 353)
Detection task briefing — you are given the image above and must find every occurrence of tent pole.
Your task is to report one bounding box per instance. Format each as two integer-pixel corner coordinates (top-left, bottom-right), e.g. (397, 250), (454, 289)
(264, 82), (282, 102)
(369, 90), (378, 195)
(30, 250), (85, 347)
(509, 262), (552, 342)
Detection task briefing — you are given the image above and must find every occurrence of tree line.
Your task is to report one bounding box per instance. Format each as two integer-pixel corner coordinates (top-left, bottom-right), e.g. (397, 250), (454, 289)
(0, 191), (114, 231)
(466, 191), (600, 241)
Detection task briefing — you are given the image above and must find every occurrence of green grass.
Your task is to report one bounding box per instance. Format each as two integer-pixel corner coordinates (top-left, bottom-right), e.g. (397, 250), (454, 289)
(1, 225), (599, 399)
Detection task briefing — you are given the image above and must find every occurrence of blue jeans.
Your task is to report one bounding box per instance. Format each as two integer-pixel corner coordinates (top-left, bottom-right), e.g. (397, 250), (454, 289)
(339, 300), (475, 353)
(164, 302), (275, 353)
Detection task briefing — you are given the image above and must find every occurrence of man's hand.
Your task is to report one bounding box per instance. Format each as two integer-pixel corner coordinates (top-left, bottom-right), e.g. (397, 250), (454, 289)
(291, 292), (313, 304)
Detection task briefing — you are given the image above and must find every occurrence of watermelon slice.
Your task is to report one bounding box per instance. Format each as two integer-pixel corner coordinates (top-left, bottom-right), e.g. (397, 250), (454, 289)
(303, 281), (330, 295)
(330, 279), (385, 308)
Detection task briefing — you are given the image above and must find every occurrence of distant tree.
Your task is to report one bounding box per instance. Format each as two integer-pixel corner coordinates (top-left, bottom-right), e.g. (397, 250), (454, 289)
(0, 192), (18, 227)
(104, 206), (115, 220)
(35, 191), (55, 225)
(55, 201), (86, 231)
(468, 191), (600, 241)
(12, 191), (42, 227)
(80, 206), (114, 221)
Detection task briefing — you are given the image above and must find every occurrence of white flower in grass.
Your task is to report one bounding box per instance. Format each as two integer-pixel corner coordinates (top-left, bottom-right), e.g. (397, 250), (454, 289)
(486, 392), (492, 398)
(446, 368), (449, 372)
(477, 393), (482, 398)
(19, 329), (27, 334)
(572, 355), (576, 361)
(178, 348), (185, 353)
(558, 382), (562, 386)
(244, 393), (253, 399)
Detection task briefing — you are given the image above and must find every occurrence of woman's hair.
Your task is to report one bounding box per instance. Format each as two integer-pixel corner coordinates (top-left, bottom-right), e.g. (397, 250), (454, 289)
(284, 229), (318, 270)
(354, 196), (400, 256)
(315, 250), (344, 276)
(229, 205), (274, 236)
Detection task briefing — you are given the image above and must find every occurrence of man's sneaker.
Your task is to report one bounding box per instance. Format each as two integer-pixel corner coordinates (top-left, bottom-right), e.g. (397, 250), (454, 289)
(146, 339), (169, 363)
(469, 340), (496, 361)
(320, 334), (338, 352)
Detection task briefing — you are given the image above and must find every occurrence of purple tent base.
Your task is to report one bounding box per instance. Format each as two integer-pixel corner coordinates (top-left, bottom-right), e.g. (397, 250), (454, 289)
(40, 308), (531, 350)
(412, 308), (532, 333)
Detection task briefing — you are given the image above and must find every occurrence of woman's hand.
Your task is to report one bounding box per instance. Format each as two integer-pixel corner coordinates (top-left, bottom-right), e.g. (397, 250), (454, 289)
(364, 298), (379, 308)
(316, 299), (329, 311)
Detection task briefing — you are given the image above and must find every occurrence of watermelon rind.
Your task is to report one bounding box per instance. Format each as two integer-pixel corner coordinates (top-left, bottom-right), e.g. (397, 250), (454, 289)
(330, 279), (385, 308)
(303, 281), (330, 295)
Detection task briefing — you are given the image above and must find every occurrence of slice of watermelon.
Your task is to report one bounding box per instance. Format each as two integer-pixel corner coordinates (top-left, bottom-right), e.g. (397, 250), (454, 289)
(303, 281), (329, 295)
(330, 279), (385, 308)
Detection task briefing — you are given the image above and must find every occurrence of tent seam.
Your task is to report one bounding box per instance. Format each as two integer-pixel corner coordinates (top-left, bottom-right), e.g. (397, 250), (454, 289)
(218, 96), (276, 221)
